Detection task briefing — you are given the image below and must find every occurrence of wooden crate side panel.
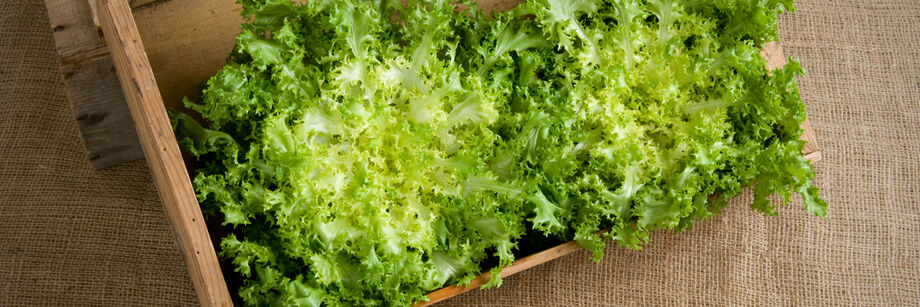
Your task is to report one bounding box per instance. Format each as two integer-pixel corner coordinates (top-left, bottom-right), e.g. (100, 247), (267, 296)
(43, 0), (144, 168)
(93, 0), (232, 305)
(45, 0), (107, 62)
(132, 0), (244, 111)
(60, 56), (144, 166)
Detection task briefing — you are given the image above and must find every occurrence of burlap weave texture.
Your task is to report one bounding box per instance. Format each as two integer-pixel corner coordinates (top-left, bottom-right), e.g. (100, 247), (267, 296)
(0, 1), (198, 305)
(1, 0), (918, 305)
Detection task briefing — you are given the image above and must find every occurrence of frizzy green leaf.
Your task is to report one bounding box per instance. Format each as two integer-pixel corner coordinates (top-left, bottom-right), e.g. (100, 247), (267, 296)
(173, 0), (825, 305)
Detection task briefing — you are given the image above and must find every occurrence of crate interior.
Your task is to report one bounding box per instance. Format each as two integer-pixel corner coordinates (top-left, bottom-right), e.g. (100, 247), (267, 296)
(131, 0), (819, 303)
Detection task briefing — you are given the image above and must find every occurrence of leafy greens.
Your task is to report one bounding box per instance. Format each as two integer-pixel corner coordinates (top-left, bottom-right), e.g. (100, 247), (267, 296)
(172, 0), (826, 305)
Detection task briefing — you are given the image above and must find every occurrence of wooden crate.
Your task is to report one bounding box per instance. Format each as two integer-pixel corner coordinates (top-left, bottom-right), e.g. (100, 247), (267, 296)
(55, 0), (822, 306)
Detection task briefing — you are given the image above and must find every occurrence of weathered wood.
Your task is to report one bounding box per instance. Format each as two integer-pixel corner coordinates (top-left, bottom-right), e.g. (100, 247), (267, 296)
(92, 0), (232, 305)
(60, 56), (144, 167)
(41, 0), (174, 168)
(418, 239), (584, 307)
(45, 0), (107, 62)
(43, 0), (144, 168)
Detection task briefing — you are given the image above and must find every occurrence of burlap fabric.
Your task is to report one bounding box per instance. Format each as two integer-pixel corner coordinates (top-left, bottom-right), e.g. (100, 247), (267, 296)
(0, 1), (198, 305)
(1, 0), (917, 305)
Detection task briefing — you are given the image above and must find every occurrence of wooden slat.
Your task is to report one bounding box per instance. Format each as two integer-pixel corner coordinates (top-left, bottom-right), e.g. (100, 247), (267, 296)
(762, 41), (788, 71)
(60, 56), (144, 167)
(418, 240), (583, 306)
(44, 0), (108, 62)
(92, 0), (232, 306)
(801, 120), (822, 161)
(44, 0), (163, 62)
(41, 0), (172, 168)
(42, 0), (167, 168)
(418, 42), (821, 306)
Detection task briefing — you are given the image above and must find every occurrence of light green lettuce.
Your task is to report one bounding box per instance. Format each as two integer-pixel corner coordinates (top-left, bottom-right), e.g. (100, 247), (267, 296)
(173, 0), (825, 305)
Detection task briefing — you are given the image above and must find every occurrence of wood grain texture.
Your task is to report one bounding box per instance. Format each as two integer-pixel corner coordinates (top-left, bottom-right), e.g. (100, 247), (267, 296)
(43, 0), (146, 168)
(132, 0), (244, 111)
(92, 0), (232, 305)
(44, 0), (107, 62)
(418, 240), (584, 306)
(41, 0), (171, 168)
(60, 56), (144, 167)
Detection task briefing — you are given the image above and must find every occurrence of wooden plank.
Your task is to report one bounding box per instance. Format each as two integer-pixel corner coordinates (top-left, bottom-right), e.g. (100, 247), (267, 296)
(762, 41), (788, 70)
(60, 56), (144, 167)
(43, 0), (149, 168)
(419, 240), (585, 307)
(92, 0), (232, 306)
(801, 120), (822, 161)
(44, 0), (108, 62)
(44, 0), (161, 62)
(41, 0), (172, 168)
